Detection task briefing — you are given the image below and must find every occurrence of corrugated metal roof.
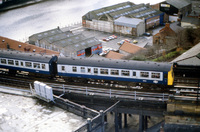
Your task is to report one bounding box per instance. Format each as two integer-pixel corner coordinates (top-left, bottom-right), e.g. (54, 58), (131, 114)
(166, 0), (191, 9)
(30, 28), (63, 40)
(53, 35), (100, 52)
(83, 2), (162, 21)
(114, 16), (144, 28)
(172, 42), (200, 64)
(182, 17), (200, 25)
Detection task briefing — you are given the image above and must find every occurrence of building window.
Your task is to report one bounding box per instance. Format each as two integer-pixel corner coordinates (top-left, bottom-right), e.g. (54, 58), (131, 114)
(81, 67), (85, 73)
(25, 62), (32, 68)
(94, 68), (98, 74)
(72, 66), (77, 72)
(121, 70), (130, 76)
(100, 69), (108, 75)
(42, 64), (46, 69)
(111, 70), (119, 75)
(133, 71), (136, 76)
(1, 59), (6, 64)
(33, 63), (40, 69)
(151, 73), (160, 79)
(8, 60), (14, 65)
(140, 72), (149, 78)
(61, 66), (65, 71)
(15, 61), (19, 66)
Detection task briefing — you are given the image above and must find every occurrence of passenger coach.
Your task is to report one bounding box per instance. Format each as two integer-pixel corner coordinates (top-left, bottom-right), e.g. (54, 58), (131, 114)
(57, 57), (174, 86)
(0, 50), (57, 76)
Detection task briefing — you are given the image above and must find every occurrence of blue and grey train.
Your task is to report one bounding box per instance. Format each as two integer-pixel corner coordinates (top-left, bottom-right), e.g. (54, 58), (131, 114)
(0, 50), (174, 86)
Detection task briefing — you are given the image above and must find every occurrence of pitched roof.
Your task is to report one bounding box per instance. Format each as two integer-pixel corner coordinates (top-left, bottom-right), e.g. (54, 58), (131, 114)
(105, 51), (125, 59)
(182, 17), (200, 26)
(172, 42), (200, 65)
(83, 2), (162, 21)
(119, 41), (145, 54)
(114, 16), (144, 28)
(166, 0), (191, 9)
(0, 36), (60, 56)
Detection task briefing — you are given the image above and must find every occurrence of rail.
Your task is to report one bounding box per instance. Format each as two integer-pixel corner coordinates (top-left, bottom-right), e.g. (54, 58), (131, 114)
(46, 83), (169, 102)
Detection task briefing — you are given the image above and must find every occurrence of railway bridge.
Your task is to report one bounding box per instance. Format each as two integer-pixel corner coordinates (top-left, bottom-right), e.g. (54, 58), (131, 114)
(0, 76), (200, 132)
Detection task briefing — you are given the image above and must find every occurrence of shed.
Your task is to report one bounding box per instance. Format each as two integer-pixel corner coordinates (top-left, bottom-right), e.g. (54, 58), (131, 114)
(119, 41), (145, 54)
(28, 28), (102, 57)
(160, 0), (191, 18)
(105, 51), (125, 59)
(172, 42), (200, 66)
(181, 17), (200, 29)
(114, 16), (145, 36)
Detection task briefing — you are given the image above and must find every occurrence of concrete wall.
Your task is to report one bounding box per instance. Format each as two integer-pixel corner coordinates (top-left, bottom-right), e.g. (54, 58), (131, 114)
(84, 19), (114, 33)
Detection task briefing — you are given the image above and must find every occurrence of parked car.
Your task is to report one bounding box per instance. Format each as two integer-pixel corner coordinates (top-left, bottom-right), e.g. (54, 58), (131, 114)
(117, 40), (125, 45)
(143, 32), (151, 37)
(102, 38), (110, 42)
(111, 35), (117, 39)
(124, 39), (130, 43)
(133, 40), (138, 44)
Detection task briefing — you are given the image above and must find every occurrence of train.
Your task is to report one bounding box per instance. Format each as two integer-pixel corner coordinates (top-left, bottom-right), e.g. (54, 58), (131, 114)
(0, 50), (174, 87)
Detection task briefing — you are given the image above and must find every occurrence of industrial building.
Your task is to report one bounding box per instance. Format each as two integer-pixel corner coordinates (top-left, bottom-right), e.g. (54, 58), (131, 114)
(82, 2), (167, 36)
(29, 27), (102, 57)
(159, 0), (191, 22)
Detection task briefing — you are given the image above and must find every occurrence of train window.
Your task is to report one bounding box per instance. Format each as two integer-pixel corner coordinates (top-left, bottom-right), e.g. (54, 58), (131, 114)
(15, 61), (19, 66)
(25, 62), (32, 68)
(8, 60), (14, 65)
(133, 71), (136, 76)
(61, 66), (65, 71)
(72, 66), (77, 72)
(81, 67), (85, 73)
(21, 62), (24, 66)
(151, 73), (160, 79)
(1, 59), (6, 64)
(111, 70), (119, 75)
(42, 64), (46, 69)
(100, 69), (108, 75)
(33, 63), (40, 69)
(121, 70), (130, 76)
(94, 68), (98, 74)
(88, 68), (91, 73)
(140, 72), (149, 78)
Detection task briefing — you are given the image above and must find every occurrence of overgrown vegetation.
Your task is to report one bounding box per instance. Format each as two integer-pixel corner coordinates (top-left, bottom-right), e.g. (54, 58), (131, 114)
(152, 50), (186, 62)
(124, 28), (200, 62)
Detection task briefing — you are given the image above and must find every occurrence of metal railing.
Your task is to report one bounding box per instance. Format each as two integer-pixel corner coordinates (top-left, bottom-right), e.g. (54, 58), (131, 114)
(46, 83), (169, 102)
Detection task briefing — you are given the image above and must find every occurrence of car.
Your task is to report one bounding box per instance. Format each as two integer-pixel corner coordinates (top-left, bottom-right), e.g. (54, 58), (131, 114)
(117, 40), (125, 45)
(124, 39), (130, 43)
(111, 35), (117, 39)
(133, 40), (138, 44)
(143, 32), (151, 37)
(102, 38), (110, 42)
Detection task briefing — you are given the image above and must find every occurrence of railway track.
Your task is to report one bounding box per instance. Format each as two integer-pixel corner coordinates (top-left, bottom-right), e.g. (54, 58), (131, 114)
(0, 70), (199, 101)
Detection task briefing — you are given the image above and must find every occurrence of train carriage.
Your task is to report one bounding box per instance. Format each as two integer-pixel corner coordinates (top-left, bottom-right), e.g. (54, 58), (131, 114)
(57, 57), (174, 86)
(0, 50), (57, 76)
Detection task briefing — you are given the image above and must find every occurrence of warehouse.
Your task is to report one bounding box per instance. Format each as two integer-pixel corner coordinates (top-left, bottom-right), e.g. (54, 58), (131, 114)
(82, 1), (166, 36)
(159, 0), (191, 22)
(29, 27), (102, 57)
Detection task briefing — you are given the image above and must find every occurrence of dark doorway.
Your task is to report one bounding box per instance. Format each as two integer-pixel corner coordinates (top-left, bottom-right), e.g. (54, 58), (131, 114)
(85, 47), (92, 57)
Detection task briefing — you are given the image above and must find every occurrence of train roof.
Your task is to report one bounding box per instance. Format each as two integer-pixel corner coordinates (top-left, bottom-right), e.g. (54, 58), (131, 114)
(0, 50), (53, 63)
(57, 56), (172, 72)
